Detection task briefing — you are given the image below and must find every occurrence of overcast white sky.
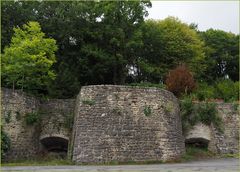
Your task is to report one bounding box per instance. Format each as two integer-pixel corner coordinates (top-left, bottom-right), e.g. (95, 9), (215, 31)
(146, 1), (239, 34)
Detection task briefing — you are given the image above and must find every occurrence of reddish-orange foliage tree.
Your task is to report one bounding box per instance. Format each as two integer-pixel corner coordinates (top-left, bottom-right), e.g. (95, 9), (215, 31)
(165, 64), (196, 97)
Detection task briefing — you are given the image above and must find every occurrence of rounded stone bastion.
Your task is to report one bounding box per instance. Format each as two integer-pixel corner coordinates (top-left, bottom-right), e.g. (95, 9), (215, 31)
(72, 85), (185, 163)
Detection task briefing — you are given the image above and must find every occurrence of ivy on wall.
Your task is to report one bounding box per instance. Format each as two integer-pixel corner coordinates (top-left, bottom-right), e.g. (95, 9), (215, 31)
(1, 126), (11, 160)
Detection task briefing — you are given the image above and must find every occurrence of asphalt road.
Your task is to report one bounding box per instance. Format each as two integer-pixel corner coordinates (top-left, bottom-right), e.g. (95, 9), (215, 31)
(1, 158), (239, 172)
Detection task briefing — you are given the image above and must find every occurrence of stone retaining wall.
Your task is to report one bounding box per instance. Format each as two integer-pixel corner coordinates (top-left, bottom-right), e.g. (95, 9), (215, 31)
(1, 88), (75, 161)
(1, 88), (40, 160)
(209, 103), (239, 154)
(72, 85), (185, 163)
(1, 86), (239, 162)
(39, 99), (75, 141)
(185, 103), (239, 154)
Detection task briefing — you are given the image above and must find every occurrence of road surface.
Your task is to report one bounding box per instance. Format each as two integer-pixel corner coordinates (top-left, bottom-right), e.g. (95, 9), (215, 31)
(1, 158), (239, 172)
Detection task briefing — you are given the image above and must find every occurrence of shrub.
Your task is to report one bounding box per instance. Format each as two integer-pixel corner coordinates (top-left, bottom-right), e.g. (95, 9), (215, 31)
(180, 97), (223, 133)
(215, 79), (239, 102)
(1, 127), (11, 160)
(180, 97), (197, 133)
(166, 64), (196, 97)
(192, 82), (215, 101)
(197, 102), (217, 125)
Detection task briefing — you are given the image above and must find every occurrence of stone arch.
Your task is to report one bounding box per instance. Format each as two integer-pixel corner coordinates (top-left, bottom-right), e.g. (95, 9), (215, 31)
(40, 134), (69, 156)
(185, 123), (211, 148)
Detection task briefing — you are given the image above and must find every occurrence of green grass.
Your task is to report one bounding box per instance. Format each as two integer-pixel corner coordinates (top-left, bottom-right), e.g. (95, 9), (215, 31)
(181, 146), (216, 162)
(2, 158), (74, 166)
(2, 147), (239, 166)
(218, 153), (240, 159)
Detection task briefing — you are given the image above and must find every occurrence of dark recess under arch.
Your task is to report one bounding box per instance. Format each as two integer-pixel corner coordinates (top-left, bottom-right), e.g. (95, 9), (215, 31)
(40, 136), (68, 153)
(185, 137), (209, 148)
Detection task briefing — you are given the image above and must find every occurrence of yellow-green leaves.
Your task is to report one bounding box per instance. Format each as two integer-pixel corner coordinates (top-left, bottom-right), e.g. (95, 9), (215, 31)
(2, 21), (57, 92)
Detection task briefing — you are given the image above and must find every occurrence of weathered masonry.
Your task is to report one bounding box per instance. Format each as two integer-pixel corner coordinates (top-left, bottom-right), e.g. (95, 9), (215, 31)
(1, 86), (239, 162)
(1, 88), (75, 161)
(72, 85), (185, 163)
(186, 103), (239, 154)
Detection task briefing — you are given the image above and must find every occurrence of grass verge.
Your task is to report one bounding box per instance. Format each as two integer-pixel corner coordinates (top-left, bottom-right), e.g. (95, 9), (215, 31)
(2, 158), (74, 166)
(2, 147), (239, 166)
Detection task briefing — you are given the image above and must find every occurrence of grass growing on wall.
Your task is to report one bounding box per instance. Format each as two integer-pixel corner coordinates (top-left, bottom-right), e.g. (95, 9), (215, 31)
(82, 99), (96, 106)
(144, 105), (152, 116)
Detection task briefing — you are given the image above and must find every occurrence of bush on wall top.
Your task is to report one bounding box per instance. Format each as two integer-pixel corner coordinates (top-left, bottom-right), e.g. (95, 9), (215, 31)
(166, 64), (196, 97)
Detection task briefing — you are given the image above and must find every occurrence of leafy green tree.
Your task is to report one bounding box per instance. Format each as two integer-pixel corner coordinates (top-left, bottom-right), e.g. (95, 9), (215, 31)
(137, 17), (206, 83)
(1, 1), (152, 97)
(1, 21), (57, 94)
(80, 1), (152, 84)
(1, 0), (39, 51)
(199, 29), (239, 82)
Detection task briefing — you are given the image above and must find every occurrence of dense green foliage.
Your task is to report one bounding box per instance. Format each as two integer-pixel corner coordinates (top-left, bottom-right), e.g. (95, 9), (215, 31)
(214, 79), (239, 102)
(190, 79), (239, 102)
(199, 29), (239, 82)
(180, 97), (223, 133)
(137, 17), (206, 83)
(2, 21), (57, 95)
(1, 1), (239, 99)
(1, 127), (11, 160)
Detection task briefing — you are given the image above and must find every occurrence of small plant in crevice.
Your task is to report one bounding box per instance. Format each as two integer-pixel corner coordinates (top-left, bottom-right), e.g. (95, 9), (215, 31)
(144, 105), (152, 117)
(82, 99), (95, 106)
(112, 107), (122, 115)
(16, 111), (21, 121)
(164, 102), (174, 114)
(25, 112), (39, 125)
(4, 111), (11, 123)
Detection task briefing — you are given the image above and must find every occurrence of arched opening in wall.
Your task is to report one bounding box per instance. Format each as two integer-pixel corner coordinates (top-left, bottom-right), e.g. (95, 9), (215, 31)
(40, 136), (68, 158)
(185, 137), (209, 149)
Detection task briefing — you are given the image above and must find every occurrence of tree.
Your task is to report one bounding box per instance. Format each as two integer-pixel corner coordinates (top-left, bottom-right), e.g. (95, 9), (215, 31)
(199, 29), (239, 82)
(1, 1), (152, 97)
(1, 21), (57, 94)
(81, 1), (152, 84)
(136, 17), (206, 83)
(1, 0), (39, 52)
